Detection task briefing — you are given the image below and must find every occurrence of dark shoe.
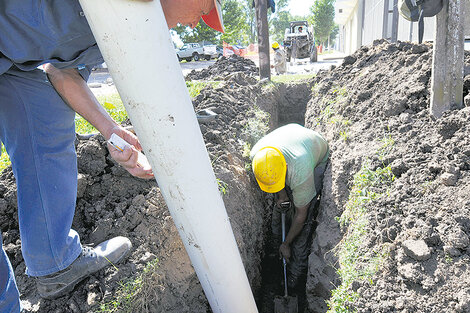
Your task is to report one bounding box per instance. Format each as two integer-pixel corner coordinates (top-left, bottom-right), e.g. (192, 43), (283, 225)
(36, 236), (132, 299)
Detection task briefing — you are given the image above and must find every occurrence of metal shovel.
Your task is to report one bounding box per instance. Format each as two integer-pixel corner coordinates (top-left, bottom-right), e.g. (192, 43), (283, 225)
(274, 210), (298, 313)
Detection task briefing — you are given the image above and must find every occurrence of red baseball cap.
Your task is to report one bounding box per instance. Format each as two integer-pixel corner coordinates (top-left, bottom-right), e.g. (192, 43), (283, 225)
(202, 0), (224, 33)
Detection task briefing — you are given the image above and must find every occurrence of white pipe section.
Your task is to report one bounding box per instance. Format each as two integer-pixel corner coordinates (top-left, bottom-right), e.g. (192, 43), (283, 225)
(78, 1), (259, 312)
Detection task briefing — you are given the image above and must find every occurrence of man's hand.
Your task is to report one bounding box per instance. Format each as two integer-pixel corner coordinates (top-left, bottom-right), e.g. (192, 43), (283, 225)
(106, 126), (154, 179)
(279, 242), (291, 262)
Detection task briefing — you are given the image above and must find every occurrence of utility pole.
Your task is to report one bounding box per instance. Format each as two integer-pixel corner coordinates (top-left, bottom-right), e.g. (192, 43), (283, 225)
(254, 0), (271, 80)
(430, 0), (466, 118)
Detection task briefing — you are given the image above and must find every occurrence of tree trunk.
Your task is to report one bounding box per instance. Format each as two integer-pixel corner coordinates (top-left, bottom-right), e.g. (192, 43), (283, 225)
(254, 0), (271, 80)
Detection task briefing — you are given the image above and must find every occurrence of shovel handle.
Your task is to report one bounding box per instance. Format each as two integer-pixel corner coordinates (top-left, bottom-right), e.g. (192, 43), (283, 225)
(281, 212), (288, 297)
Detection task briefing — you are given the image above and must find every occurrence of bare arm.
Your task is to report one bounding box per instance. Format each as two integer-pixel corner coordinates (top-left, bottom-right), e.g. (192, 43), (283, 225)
(44, 64), (153, 179)
(279, 204), (308, 262)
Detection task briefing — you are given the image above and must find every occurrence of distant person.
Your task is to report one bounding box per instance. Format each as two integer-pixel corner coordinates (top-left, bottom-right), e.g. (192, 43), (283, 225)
(250, 123), (329, 292)
(271, 42), (287, 75)
(298, 26), (303, 33)
(0, 0), (224, 312)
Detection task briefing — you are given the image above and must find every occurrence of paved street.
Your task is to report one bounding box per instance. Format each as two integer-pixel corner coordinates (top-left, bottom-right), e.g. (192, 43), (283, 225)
(88, 53), (345, 95)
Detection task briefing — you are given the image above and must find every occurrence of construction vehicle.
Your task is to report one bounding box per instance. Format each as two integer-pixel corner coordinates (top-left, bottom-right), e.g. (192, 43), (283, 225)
(283, 21), (317, 63)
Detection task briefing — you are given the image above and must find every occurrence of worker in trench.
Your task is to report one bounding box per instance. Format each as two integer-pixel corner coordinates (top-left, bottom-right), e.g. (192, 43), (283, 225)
(0, 0), (224, 311)
(250, 123), (329, 298)
(271, 41), (287, 75)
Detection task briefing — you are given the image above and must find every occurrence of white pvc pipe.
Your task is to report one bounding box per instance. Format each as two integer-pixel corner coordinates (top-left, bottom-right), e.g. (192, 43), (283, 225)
(78, 1), (259, 312)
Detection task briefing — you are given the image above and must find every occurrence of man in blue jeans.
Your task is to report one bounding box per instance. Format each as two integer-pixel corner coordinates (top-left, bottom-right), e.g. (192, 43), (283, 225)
(0, 0), (224, 311)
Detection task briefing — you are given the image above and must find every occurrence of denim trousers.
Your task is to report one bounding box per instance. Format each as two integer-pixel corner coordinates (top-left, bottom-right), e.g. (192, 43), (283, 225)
(0, 68), (82, 312)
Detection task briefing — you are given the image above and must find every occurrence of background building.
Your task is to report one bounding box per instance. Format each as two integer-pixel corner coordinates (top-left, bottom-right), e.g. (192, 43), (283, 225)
(335, 0), (470, 55)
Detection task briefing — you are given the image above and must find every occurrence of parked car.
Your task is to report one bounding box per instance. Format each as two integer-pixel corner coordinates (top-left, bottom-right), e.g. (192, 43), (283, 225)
(202, 44), (218, 60)
(175, 43), (218, 62)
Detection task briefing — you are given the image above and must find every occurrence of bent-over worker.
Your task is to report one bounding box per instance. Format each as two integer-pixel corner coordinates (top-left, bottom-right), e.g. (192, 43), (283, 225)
(250, 123), (329, 291)
(0, 0), (224, 312)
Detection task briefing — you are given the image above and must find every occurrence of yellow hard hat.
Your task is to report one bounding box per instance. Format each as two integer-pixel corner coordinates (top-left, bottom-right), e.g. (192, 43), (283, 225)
(252, 146), (286, 193)
(272, 41), (280, 49)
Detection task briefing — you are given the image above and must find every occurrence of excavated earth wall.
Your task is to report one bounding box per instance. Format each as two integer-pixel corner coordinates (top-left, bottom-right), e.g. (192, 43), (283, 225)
(305, 40), (470, 312)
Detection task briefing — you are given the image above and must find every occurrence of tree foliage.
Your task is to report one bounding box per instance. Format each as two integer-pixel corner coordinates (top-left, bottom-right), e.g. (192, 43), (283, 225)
(308, 0), (335, 44)
(171, 0), (336, 48)
(173, 0), (249, 45)
(220, 0), (250, 45)
(173, 23), (219, 45)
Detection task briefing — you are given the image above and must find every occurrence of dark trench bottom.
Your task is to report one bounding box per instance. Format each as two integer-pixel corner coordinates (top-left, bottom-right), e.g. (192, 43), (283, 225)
(256, 92), (322, 313)
(256, 207), (319, 313)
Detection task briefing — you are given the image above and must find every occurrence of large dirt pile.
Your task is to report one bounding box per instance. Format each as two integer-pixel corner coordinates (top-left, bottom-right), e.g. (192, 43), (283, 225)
(185, 54), (258, 81)
(305, 39), (470, 312)
(0, 71), (269, 312)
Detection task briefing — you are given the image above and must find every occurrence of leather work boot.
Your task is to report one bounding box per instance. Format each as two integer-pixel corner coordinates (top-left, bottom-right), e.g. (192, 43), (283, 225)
(36, 236), (132, 299)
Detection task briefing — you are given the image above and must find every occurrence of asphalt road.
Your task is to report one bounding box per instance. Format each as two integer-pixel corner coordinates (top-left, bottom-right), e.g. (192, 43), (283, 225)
(89, 60), (216, 85)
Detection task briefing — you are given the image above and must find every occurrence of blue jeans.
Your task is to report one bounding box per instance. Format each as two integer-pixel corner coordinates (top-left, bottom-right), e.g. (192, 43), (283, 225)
(0, 68), (82, 312)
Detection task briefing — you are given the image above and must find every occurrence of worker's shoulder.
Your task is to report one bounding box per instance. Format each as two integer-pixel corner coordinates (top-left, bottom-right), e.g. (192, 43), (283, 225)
(277, 124), (328, 146)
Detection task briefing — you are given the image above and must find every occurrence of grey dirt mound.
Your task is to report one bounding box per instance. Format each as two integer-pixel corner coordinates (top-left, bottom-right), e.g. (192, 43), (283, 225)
(305, 39), (470, 312)
(185, 54), (259, 81)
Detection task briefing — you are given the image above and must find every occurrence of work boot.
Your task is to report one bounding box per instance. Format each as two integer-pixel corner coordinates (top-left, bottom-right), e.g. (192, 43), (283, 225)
(36, 236), (132, 299)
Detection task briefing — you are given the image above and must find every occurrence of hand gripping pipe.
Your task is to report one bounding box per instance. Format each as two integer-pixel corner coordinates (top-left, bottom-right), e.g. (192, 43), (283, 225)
(78, 1), (259, 312)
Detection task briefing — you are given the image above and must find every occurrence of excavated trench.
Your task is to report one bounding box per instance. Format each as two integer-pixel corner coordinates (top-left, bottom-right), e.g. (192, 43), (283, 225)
(254, 82), (340, 313)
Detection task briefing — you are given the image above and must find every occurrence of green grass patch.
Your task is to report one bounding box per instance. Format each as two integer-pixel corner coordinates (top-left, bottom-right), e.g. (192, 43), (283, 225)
(75, 93), (128, 135)
(97, 258), (161, 313)
(319, 50), (335, 55)
(327, 162), (395, 312)
(242, 106), (270, 148)
(271, 73), (314, 84)
(217, 178), (229, 195)
(376, 133), (395, 161)
(186, 80), (222, 98)
(0, 144), (10, 173)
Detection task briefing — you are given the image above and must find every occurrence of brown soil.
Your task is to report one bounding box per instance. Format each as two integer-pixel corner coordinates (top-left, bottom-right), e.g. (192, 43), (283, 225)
(1, 44), (470, 313)
(305, 40), (470, 312)
(0, 56), (273, 313)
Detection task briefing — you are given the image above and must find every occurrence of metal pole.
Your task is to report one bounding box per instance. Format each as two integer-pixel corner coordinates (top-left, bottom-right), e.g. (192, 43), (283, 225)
(391, 0), (399, 42)
(78, 1), (259, 312)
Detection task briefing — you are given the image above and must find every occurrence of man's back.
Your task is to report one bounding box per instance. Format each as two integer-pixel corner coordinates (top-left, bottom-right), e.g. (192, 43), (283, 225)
(250, 123), (329, 207)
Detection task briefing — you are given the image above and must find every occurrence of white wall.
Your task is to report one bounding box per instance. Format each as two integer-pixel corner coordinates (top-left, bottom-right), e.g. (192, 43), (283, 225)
(338, 0), (442, 55)
(362, 0), (385, 45)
